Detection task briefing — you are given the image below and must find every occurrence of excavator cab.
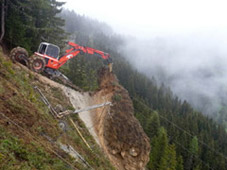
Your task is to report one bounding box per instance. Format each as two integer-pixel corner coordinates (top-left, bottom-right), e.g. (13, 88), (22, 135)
(38, 42), (60, 59)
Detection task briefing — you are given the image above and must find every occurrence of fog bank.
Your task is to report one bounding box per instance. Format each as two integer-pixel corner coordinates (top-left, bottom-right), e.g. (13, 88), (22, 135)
(123, 32), (227, 115)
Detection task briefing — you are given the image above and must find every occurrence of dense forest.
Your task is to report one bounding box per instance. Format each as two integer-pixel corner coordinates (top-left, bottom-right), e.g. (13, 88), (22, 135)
(1, 0), (227, 169)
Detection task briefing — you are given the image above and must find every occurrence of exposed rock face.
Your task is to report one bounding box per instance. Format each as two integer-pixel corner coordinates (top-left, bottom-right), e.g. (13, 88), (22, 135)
(93, 68), (150, 170)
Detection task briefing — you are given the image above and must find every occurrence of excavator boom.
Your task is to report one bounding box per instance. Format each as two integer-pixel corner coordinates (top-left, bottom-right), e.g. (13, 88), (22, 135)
(66, 42), (111, 60)
(58, 42), (112, 71)
(46, 42), (112, 71)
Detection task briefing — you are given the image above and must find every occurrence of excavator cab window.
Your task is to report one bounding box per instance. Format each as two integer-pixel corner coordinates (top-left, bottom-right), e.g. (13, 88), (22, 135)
(38, 43), (60, 59)
(46, 45), (60, 59)
(38, 44), (47, 55)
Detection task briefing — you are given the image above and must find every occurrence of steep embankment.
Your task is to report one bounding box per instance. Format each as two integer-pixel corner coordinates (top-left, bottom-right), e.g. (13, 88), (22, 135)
(59, 68), (151, 170)
(0, 51), (150, 170)
(92, 68), (150, 170)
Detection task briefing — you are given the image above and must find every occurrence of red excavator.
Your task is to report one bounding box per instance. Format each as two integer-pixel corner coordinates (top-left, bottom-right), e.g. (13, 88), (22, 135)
(9, 41), (113, 84)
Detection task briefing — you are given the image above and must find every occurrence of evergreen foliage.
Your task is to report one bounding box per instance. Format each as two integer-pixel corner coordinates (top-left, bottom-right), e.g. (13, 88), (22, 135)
(2, 0), (66, 53)
(176, 155), (184, 170)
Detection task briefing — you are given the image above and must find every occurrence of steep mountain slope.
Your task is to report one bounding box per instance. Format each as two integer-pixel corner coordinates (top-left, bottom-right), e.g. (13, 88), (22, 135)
(0, 52), (112, 169)
(0, 51), (150, 170)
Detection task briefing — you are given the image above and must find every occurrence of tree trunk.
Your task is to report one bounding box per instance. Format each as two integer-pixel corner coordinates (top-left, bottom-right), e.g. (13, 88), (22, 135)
(0, 0), (5, 44)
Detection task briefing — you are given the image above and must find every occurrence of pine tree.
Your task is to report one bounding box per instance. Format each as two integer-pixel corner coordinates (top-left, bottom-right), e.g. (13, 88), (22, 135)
(148, 127), (168, 170)
(176, 155), (184, 170)
(185, 136), (199, 170)
(159, 144), (177, 170)
(145, 111), (160, 138)
(3, 0), (66, 52)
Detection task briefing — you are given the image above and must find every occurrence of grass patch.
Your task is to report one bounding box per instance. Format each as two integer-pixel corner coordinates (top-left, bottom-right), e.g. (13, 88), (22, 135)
(0, 127), (70, 170)
(112, 94), (122, 102)
(2, 60), (15, 75)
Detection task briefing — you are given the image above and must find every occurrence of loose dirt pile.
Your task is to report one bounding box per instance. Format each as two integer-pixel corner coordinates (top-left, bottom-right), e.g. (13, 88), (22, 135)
(92, 68), (150, 170)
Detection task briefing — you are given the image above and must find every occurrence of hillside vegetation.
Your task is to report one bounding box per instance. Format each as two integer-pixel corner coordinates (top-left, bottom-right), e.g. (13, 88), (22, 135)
(0, 51), (114, 169)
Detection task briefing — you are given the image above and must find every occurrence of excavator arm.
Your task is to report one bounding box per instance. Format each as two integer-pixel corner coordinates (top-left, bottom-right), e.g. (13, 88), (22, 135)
(61, 42), (113, 72)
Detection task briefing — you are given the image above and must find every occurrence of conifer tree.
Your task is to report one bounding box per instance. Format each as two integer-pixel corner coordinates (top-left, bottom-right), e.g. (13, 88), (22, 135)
(176, 155), (184, 170)
(149, 127), (168, 170)
(185, 136), (199, 170)
(159, 144), (177, 170)
(146, 111), (160, 138)
(3, 0), (66, 52)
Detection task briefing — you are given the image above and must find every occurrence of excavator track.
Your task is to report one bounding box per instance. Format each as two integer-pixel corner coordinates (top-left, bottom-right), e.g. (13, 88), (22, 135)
(55, 74), (82, 92)
(44, 68), (82, 92)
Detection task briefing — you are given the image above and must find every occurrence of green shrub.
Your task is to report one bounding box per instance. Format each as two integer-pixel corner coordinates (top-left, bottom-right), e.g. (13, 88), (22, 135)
(112, 94), (122, 102)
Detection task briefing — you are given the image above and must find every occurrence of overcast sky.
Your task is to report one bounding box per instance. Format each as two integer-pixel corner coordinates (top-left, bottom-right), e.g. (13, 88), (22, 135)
(64, 0), (227, 37)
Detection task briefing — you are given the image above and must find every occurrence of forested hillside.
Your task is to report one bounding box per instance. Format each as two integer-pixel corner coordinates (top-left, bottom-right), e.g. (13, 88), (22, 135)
(1, 1), (227, 169)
